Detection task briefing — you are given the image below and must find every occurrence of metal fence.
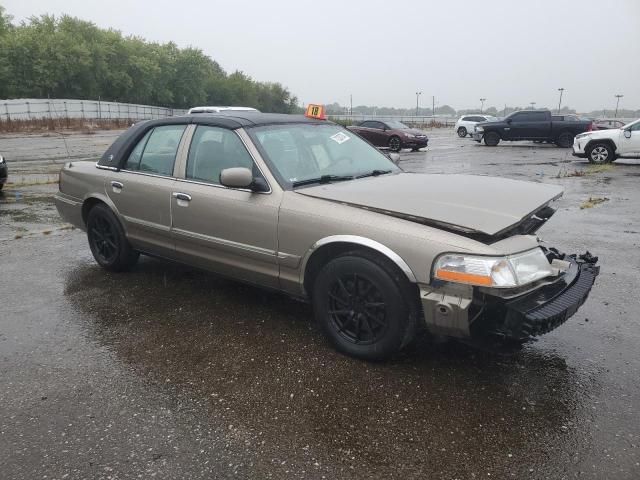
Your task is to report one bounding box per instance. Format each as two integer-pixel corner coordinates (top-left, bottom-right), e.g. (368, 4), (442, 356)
(0, 98), (187, 122)
(328, 114), (458, 127)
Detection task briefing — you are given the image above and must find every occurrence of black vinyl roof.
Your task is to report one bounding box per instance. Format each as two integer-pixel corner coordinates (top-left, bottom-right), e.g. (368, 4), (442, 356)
(98, 112), (328, 168)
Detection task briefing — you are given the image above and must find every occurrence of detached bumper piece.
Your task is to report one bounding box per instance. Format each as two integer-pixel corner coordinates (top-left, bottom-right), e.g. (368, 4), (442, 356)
(479, 251), (599, 341)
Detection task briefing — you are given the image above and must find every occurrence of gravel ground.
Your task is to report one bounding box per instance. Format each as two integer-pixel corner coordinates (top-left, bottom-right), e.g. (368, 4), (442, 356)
(1, 128), (639, 479)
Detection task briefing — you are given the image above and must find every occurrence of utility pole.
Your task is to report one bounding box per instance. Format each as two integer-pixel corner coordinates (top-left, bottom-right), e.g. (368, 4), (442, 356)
(432, 96), (435, 117)
(530, 102), (536, 109)
(415, 91), (422, 116)
(614, 94), (623, 118)
(350, 94), (353, 116)
(504, 104), (507, 117)
(480, 98), (486, 113)
(557, 88), (564, 113)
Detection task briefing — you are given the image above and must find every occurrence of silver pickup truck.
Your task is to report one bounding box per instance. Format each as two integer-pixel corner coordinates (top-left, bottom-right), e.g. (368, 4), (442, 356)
(55, 112), (599, 360)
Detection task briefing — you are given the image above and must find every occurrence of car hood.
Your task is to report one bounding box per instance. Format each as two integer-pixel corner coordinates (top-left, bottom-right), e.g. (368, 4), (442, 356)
(298, 173), (563, 237)
(578, 129), (620, 139)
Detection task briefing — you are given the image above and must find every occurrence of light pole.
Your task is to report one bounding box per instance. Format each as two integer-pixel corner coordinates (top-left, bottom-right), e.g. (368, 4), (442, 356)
(557, 88), (564, 113)
(614, 94), (623, 118)
(415, 91), (422, 116)
(480, 98), (486, 113)
(530, 102), (536, 109)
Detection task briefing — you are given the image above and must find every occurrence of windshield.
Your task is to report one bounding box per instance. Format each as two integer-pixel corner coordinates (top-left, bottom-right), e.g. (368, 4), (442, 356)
(249, 123), (400, 188)
(384, 120), (410, 129)
(622, 119), (640, 129)
(484, 116), (498, 121)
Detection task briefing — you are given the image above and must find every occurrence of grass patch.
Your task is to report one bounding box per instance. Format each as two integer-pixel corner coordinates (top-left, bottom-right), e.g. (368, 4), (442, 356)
(580, 197), (609, 209)
(585, 164), (614, 174)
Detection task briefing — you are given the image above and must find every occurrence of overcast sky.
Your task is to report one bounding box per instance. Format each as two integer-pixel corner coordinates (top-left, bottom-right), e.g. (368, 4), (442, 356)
(3, 0), (639, 112)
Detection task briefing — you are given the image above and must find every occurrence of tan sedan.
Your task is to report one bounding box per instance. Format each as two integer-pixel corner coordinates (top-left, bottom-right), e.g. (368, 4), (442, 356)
(55, 112), (599, 360)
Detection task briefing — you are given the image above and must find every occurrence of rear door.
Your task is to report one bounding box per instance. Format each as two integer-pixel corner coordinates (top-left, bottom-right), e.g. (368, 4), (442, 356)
(507, 112), (550, 139)
(106, 124), (187, 257)
(368, 121), (389, 146)
(170, 125), (281, 288)
(354, 121), (377, 143)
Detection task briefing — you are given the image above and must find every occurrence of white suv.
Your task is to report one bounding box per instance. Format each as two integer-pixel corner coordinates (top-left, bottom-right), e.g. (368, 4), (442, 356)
(455, 114), (498, 138)
(573, 118), (640, 163)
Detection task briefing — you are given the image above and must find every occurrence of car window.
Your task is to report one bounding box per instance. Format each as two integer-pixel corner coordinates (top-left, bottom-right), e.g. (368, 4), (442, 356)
(359, 121), (374, 128)
(370, 122), (385, 130)
(462, 116), (473, 122)
(125, 125), (186, 176)
(629, 122), (640, 132)
(186, 126), (258, 185)
(511, 112), (547, 122)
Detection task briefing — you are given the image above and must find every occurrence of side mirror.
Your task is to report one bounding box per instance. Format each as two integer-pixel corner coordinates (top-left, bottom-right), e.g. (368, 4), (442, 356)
(220, 167), (254, 189)
(624, 129), (632, 139)
(388, 152), (401, 164)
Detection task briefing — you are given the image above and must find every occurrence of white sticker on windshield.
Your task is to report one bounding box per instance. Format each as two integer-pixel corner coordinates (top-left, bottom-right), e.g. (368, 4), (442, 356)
(329, 132), (350, 144)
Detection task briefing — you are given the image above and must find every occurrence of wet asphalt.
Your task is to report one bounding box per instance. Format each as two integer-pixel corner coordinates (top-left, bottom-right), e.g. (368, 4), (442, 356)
(1, 130), (639, 479)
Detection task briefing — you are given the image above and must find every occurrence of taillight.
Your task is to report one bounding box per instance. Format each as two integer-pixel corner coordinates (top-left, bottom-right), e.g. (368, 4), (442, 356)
(587, 122), (594, 132)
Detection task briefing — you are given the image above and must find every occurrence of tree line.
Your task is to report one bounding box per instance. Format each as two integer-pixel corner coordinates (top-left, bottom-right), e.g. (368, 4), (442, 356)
(0, 7), (300, 113)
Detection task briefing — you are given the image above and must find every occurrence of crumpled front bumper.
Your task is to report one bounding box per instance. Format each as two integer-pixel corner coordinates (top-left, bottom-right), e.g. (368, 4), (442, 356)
(472, 133), (483, 142)
(479, 251), (600, 340)
(420, 250), (600, 342)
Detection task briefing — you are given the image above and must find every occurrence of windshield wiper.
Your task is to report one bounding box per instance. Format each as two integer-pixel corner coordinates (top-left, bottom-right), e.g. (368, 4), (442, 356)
(292, 174), (354, 187)
(355, 169), (393, 179)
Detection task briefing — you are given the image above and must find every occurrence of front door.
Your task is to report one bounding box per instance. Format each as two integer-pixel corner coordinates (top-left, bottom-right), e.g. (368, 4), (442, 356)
(171, 125), (281, 288)
(619, 122), (640, 156)
(106, 124), (187, 257)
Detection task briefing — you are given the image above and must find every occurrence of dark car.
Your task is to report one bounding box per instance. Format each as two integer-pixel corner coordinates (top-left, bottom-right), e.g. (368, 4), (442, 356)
(0, 155), (7, 190)
(347, 120), (428, 152)
(594, 119), (626, 130)
(472, 110), (593, 147)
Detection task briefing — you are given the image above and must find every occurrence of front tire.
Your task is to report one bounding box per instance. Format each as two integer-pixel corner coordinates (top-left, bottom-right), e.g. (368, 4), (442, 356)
(312, 252), (416, 360)
(457, 127), (467, 138)
(87, 203), (139, 272)
(556, 131), (574, 148)
(484, 131), (500, 146)
(587, 143), (614, 164)
(388, 136), (402, 152)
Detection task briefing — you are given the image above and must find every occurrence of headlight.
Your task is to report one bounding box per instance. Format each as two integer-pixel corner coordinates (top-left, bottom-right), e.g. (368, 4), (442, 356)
(475, 126), (484, 133)
(575, 132), (590, 139)
(433, 248), (553, 288)
(404, 133), (415, 138)
(0, 155), (5, 164)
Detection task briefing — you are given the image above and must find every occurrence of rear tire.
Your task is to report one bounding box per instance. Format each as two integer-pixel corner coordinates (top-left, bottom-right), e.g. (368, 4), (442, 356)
(587, 143), (614, 164)
(484, 131), (500, 146)
(87, 203), (139, 272)
(388, 136), (402, 152)
(312, 251), (417, 360)
(457, 127), (467, 138)
(556, 131), (574, 148)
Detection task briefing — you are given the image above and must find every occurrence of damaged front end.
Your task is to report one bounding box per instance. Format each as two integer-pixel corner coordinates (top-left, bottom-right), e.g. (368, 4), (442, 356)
(420, 248), (600, 344)
(471, 249), (599, 341)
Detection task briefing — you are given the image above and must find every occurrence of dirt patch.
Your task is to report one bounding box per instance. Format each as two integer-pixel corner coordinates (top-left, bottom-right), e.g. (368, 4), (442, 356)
(580, 197), (610, 209)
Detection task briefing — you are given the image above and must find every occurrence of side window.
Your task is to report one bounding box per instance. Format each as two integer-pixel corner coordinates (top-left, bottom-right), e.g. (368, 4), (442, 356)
(530, 112), (548, 121)
(371, 122), (385, 130)
(125, 125), (186, 176)
(186, 126), (257, 185)
(462, 116), (472, 122)
(629, 122), (640, 132)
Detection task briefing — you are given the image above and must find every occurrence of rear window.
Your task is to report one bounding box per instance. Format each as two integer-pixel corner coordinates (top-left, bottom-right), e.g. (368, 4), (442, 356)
(124, 125), (186, 176)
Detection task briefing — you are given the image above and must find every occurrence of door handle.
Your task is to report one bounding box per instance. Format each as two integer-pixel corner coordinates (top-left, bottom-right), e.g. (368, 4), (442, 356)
(111, 181), (123, 192)
(172, 192), (192, 202)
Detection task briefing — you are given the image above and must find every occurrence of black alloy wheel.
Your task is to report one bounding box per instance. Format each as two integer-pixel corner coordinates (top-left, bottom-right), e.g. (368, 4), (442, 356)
(312, 252), (416, 360)
(87, 204), (139, 271)
(388, 136), (402, 152)
(484, 131), (500, 146)
(327, 273), (388, 345)
(556, 131), (574, 148)
(457, 126), (467, 137)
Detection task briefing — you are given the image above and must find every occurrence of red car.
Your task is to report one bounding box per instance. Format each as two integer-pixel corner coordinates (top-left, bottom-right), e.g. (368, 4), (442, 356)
(347, 120), (429, 152)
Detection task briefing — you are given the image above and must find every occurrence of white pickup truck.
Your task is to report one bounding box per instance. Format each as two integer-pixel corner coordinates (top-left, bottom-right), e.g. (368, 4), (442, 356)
(573, 118), (640, 163)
